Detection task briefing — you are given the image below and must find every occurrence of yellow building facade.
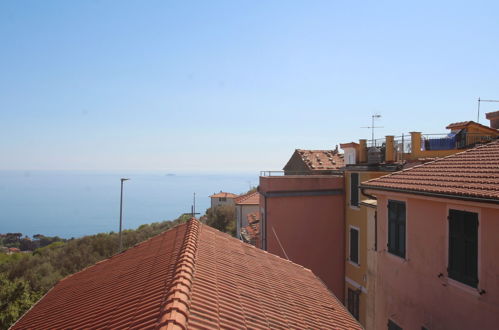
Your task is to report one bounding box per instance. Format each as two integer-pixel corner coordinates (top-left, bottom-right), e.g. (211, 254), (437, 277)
(344, 168), (386, 327)
(340, 119), (499, 328)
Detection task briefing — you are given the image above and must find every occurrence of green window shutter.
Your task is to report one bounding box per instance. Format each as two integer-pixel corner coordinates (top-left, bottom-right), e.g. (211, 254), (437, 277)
(388, 200), (406, 258)
(350, 228), (359, 264)
(448, 209), (478, 287)
(350, 173), (359, 207)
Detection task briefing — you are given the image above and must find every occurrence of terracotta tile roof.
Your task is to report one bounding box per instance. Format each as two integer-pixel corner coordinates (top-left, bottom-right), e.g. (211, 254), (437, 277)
(210, 191), (239, 198)
(446, 121), (473, 129)
(446, 120), (498, 133)
(297, 149), (345, 171)
(486, 110), (499, 119)
(241, 212), (260, 246)
(339, 142), (359, 148)
(13, 220), (361, 330)
(234, 191), (260, 205)
(362, 139), (499, 202)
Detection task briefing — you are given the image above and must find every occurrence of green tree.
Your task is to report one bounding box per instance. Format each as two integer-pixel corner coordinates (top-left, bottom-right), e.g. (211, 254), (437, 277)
(0, 215), (191, 329)
(0, 274), (40, 330)
(205, 206), (236, 236)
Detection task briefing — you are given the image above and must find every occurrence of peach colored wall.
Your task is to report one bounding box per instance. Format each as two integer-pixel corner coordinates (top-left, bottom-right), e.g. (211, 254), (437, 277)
(259, 175), (343, 191)
(373, 193), (499, 330)
(259, 175), (345, 302)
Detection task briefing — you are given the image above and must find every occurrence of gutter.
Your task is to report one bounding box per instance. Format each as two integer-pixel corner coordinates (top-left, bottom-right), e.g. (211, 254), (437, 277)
(360, 185), (499, 205)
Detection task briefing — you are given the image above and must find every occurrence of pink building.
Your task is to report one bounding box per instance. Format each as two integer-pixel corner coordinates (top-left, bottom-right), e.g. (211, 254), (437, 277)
(362, 140), (499, 329)
(259, 174), (345, 301)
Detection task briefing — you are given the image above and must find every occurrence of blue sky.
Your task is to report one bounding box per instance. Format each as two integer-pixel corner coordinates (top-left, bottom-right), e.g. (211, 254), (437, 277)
(1, 1), (498, 172)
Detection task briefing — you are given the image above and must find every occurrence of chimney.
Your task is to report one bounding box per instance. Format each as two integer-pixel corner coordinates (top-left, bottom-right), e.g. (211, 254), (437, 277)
(359, 139), (367, 163)
(385, 135), (395, 162)
(485, 111), (499, 129)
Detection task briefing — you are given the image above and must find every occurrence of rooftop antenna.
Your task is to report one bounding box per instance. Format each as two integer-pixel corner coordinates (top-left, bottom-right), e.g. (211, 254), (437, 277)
(183, 192), (200, 219)
(477, 98), (499, 123)
(361, 114), (383, 145)
(193, 192), (196, 217)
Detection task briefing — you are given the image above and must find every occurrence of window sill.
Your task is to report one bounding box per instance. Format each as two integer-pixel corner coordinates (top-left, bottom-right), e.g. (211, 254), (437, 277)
(348, 260), (360, 268)
(446, 277), (480, 297)
(385, 250), (407, 262)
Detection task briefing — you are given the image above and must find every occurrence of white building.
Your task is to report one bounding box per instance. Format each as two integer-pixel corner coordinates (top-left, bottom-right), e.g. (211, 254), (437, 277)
(209, 191), (238, 209)
(234, 191), (260, 239)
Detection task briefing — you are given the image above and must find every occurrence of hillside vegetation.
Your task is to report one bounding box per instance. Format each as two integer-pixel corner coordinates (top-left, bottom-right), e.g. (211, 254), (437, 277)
(0, 214), (191, 329)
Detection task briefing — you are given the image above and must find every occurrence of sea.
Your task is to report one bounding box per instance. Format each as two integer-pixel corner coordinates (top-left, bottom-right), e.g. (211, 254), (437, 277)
(0, 170), (259, 238)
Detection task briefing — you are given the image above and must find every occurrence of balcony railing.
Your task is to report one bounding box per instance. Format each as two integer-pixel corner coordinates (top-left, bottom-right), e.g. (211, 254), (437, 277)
(422, 132), (496, 151)
(260, 170), (342, 176)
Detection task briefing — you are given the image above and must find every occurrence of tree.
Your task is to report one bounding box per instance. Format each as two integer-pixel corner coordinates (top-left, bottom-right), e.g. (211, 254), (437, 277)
(0, 274), (40, 330)
(205, 206), (236, 236)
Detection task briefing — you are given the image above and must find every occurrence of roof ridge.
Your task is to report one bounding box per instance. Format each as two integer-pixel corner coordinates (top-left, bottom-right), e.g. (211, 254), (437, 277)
(156, 218), (199, 330)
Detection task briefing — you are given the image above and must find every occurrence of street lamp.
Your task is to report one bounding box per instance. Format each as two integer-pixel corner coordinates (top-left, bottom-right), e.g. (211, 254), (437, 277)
(119, 178), (130, 252)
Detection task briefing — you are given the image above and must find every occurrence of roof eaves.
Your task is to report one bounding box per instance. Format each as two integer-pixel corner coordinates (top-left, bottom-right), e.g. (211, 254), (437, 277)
(360, 184), (499, 205)
(156, 219), (199, 330)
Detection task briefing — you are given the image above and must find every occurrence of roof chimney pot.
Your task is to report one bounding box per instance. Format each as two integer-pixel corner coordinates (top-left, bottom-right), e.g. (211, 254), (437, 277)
(485, 111), (499, 129)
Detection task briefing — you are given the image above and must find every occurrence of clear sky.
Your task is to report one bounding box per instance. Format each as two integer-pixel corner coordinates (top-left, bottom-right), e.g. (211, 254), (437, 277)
(1, 1), (498, 172)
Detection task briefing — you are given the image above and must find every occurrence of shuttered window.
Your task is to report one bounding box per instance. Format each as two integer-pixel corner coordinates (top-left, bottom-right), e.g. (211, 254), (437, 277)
(350, 173), (359, 207)
(388, 200), (406, 258)
(388, 320), (402, 330)
(448, 209), (478, 287)
(349, 227), (359, 264)
(347, 288), (360, 320)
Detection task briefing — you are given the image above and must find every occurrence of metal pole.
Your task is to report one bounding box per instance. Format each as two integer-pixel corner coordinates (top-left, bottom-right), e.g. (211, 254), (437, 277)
(119, 178), (129, 252)
(372, 115), (375, 145)
(477, 97), (481, 123)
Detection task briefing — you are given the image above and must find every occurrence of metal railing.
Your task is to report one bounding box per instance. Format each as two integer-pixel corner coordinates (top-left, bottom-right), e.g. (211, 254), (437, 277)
(259, 170), (342, 176)
(422, 132), (496, 151)
(366, 138), (386, 148)
(260, 171), (286, 177)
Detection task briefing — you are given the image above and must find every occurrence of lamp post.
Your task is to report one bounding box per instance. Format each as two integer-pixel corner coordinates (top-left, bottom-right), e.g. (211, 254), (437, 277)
(119, 178), (130, 252)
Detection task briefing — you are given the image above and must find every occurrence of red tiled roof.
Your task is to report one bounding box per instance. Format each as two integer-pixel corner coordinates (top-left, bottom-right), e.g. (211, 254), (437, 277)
(234, 191), (260, 205)
(210, 191), (238, 198)
(297, 149), (345, 171)
(486, 110), (499, 119)
(241, 212), (260, 246)
(446, 120), (498, 133)
(339, 142), (359, 149)
(446, 121), (473, 129)
(362, 140), (499, 202)
(13, 220), (361, 330)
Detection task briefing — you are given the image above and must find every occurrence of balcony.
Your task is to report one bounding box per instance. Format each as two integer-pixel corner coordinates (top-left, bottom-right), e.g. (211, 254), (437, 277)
(355, 131), (498, 165)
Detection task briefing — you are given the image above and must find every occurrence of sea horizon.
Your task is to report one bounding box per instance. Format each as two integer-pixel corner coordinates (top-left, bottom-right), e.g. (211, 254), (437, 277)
(0, 170), (259, 239)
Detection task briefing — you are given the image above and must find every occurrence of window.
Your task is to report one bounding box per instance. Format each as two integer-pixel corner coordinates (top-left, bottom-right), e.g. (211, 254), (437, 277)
(448, 209), (478, 287)
(349, 227), (359, 264)
(219, 197), (226, 202)
(388, 200), (406, 258)
(388, 319), (402, 330)
(350, 173), (359, 207)
(347, 288), (360, 320)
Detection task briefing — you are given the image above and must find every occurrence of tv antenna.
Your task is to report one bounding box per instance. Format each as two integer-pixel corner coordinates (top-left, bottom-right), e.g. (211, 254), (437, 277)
(361, 114), (383, 145)
(183, 192), (200, 219)
(477, 98), (499, 123)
